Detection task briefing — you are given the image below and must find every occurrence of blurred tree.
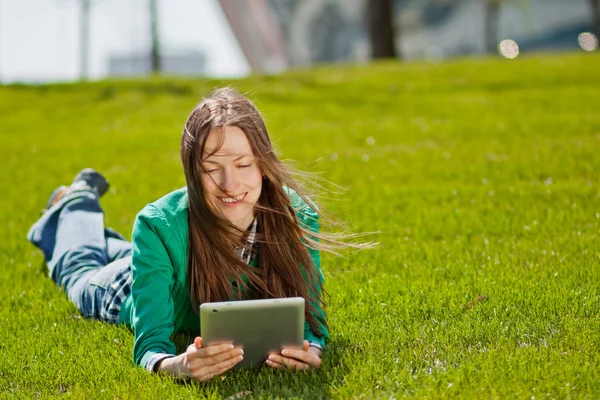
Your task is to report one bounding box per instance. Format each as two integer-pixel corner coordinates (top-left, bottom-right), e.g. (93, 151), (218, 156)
(150, 0), (161, 73)
(79, 0), (91, 81)
(591, 0), (600, 43)
(484, 0), (501, 54)
(367, 0), (398, 59)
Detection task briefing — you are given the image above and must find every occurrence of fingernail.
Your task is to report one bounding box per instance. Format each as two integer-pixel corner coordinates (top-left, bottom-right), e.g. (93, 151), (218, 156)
(238, 356), (244, 362)
(282, 350), (288, 356)
(268, 355), (275, 361)
(239, 349), (244, 355)
(229, 345), (234, 350)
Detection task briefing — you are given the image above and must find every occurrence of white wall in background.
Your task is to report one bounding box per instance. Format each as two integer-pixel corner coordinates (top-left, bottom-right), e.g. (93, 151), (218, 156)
(0, 0), (250, 83)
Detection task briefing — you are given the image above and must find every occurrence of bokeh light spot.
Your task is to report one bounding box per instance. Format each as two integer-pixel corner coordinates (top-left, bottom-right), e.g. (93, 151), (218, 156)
(578, 32), (598, 52)
(498, 39), (519, 59)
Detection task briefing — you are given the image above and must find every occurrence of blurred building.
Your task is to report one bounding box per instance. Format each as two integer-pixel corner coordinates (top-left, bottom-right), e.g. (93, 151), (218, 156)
(221, 0), (593, 69)
(397, 0), (591, 58)
(0, 0), (595, 83)
(108, 52), (207, 77)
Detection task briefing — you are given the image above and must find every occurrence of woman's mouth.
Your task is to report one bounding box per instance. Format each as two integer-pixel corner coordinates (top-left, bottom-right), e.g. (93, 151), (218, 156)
(218, 192), (247, 206)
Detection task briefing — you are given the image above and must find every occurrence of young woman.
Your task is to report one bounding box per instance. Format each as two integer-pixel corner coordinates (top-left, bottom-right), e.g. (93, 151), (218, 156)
(27, 87), (340, 382)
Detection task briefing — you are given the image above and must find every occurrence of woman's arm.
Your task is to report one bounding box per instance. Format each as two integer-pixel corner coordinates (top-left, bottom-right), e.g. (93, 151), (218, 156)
(131, 205), (178, 369)
(131, 206), (243, 378)
(299, 203), (329, 347)
(266, 202), (328, 370)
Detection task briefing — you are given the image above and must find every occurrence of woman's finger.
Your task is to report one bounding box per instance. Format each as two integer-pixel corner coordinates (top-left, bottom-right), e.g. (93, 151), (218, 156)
(281, 348), (320, 367)
(267, 354), (310, 371)
(185, 337), (203, 353)
(202, 348), (244, 367)
(265, 358), (283, 368)
(195, 354), (243, 382)
(193, 343), (235, 358)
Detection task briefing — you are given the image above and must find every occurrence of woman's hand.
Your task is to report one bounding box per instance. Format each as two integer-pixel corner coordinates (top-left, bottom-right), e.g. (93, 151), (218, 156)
(158, 337), (244, 382)
(266, 340), (322, 371)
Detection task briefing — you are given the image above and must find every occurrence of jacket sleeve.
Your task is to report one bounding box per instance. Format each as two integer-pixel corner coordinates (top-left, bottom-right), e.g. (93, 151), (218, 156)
(297, 204), (329, 348)
(130, 204), (177, 369)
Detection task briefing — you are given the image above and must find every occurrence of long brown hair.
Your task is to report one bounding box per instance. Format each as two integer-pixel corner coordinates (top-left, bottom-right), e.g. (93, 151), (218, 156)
(181, 87), (362, 337)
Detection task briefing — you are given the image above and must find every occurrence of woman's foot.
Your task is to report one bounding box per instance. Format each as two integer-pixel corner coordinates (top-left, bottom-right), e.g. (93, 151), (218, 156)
(72, 168), (110, 197)
(44, 168), (110, 212)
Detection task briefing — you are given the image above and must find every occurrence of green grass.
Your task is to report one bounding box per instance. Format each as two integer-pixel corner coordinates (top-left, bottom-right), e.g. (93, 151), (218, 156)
(1, 52), (599, 399)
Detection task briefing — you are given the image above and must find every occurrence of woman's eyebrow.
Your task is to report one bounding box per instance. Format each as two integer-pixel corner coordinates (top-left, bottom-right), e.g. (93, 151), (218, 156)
(202, 155), (252, 164)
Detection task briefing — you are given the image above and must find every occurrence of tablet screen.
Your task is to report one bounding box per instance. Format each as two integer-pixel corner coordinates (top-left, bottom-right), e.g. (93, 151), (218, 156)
(200, 297), (305, 368)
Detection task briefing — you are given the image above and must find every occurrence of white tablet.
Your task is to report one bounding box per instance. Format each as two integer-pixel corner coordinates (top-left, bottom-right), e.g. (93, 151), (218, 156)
(200, 297), (305, 368)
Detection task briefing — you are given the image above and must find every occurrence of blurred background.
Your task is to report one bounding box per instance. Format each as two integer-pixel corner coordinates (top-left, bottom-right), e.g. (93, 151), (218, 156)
(0, 0), (598, 83)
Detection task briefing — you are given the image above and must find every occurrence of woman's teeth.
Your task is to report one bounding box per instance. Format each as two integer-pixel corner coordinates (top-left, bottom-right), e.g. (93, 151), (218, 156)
(220, 193), (245, 203)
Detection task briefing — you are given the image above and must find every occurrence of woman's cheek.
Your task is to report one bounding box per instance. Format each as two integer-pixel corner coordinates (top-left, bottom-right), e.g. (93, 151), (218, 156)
(201, 173), (218, 191)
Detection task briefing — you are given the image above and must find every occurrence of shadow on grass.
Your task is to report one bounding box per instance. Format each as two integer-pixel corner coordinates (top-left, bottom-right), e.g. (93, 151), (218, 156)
(169, 333), (355, 399)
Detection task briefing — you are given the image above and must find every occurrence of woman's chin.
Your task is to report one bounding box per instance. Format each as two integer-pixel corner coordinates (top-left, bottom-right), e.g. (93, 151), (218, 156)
(222, 210), (254, 229)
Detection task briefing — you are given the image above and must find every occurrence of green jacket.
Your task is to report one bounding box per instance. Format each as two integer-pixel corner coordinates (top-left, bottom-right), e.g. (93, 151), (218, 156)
(118, 187), (328, 367)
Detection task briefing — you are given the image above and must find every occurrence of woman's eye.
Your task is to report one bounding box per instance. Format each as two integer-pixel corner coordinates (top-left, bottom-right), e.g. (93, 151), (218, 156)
(204, 168), (219, 174)
(237, 164), (251, 169)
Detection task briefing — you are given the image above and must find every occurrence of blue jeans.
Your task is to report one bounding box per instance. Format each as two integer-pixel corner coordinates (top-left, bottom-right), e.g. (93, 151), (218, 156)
(27, 187), (132, 320)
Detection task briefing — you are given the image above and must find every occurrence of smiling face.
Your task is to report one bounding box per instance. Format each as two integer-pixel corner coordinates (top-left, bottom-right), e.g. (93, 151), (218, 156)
(201, 126), (263, 231)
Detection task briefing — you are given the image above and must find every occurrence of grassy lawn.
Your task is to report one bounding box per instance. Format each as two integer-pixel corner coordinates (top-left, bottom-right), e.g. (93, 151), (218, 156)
(0, 53), (599, 399)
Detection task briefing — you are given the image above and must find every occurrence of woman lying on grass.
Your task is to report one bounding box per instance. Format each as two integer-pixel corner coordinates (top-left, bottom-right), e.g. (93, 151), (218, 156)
(27, 87), (362, 382)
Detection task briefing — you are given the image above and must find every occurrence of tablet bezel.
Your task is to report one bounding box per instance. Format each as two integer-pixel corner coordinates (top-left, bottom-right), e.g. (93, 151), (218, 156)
(200, 297), (305, 368)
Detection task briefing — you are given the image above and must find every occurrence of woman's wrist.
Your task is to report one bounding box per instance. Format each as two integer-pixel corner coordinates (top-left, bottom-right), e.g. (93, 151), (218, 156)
(156, 354), (190, 380)
(307, 346), (322, 358)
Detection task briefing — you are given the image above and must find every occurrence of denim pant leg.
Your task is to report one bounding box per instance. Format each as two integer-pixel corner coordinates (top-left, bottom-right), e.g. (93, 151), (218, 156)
(107, 237), (132, 263)
(27, 188), (124, 319)
(71, 238), (132, 321)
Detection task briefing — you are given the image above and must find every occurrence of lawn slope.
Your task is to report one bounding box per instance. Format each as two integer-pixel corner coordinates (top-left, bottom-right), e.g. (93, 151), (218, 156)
(0, 53), (599, 399)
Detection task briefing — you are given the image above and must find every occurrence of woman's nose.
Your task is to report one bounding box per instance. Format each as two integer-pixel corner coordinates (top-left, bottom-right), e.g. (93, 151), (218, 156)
(219, 168), (239, 193)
